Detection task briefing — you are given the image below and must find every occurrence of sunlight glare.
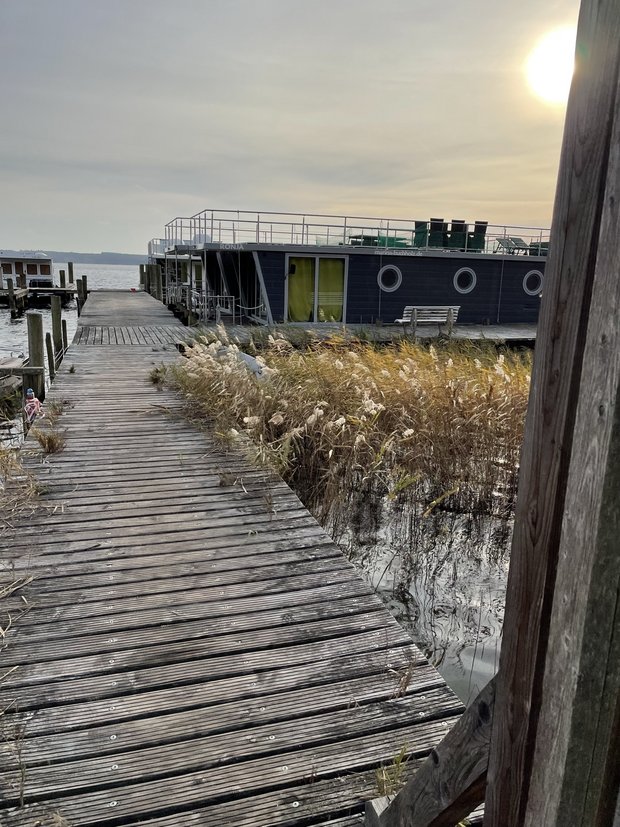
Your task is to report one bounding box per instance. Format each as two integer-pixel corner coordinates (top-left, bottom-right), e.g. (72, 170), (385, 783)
(526, 26), (576, 106)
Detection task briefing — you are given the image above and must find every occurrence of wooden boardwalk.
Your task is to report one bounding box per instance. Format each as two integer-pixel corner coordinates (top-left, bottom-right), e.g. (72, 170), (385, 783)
(0, 291), (471, 826)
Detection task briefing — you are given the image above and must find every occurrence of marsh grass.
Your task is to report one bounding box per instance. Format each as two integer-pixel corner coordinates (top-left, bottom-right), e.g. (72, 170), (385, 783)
(0, 449), (42, 533)
(170, 331), (530, 541)
(30, 427), (66, 455)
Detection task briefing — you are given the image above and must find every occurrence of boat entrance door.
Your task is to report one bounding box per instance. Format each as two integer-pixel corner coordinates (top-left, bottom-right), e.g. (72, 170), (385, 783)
(286, 256), (346, 322)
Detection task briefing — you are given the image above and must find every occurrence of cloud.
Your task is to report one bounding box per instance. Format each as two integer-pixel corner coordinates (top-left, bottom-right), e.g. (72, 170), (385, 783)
(0, 0), (578, 251)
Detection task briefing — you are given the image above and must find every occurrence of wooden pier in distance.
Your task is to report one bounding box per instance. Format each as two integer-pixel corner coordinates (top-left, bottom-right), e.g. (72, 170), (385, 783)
(0, 290), (477, 826)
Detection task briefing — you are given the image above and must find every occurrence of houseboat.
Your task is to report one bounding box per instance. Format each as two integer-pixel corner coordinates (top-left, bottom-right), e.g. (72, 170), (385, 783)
(1, 252), (54, 290)
(148, 210), (549, 326)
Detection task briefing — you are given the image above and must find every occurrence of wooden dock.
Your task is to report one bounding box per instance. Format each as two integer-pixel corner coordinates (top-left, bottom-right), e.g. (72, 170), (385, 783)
(0, 291), (473, 826)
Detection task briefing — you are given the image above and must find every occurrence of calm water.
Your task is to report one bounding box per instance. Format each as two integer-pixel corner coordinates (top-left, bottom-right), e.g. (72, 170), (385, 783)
(0, 263), (138, 360)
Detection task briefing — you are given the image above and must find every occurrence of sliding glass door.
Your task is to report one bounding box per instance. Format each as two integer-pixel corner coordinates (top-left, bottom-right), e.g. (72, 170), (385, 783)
(287, 256), (345, 322)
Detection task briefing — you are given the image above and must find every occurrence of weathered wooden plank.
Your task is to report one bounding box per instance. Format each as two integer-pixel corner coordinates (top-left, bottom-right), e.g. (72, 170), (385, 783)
(485, 3), (620, 824)
(1, 631), (415, 718)
(522, 50), (620, 826)
(0, 723), (435, 825)
(5, 593), (378, 657)
(1, 663), (445, 768)
(0, 694), (461, 804)
(1, 769), (381, 827)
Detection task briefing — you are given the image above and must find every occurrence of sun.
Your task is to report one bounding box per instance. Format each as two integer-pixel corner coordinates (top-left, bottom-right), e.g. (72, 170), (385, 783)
(526, 26), (576, 105)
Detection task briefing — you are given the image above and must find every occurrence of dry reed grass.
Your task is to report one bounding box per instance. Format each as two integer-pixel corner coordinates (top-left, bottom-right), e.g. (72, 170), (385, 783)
(0, 449), (43, 534)
(29, 427), (66, 455)
(170, 331), (530, 545)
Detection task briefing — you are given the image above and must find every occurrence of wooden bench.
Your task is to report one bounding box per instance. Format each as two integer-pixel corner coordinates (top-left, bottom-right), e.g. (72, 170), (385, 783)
(395, 305), (460, 336)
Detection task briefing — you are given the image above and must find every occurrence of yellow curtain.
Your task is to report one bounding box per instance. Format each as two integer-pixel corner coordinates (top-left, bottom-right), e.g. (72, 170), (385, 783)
(317, 259), (344, 322)
(287, 257), (314, 321)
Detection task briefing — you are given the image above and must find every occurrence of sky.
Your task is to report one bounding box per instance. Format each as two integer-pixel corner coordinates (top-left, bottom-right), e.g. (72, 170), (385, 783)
(1, 0), (579, 254)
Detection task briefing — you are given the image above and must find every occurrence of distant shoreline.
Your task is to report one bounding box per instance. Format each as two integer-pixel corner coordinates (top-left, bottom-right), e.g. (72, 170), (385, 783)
(2, 250), (147, 266)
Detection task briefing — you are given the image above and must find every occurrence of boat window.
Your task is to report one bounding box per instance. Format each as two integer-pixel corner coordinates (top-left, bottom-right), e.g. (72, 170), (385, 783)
(453, 267), (477, 294)
(26, 264), (38, 275)
(1, 263), (11, 274)
(377, 265), (402, 293)
(40, 264), (51, 275)
(523, 269), (543, 296)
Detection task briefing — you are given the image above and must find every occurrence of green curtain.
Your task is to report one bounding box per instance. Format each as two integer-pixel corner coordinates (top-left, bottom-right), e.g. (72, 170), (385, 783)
(317, 259), (344, 322)
(287, 257), (314, 321)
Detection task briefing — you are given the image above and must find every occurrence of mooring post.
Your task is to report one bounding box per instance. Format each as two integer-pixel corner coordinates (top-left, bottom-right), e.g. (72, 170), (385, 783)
(18, 273), (27, 289)
(144, 265), (151, 296)
(76, 278), (83, 316)
(68, 261), (74, 284)
(139, 264), (145, 288)
(51, 295), (62, 357)
(59, 269), (66, 288)
(156, 265), (163, 302)
(26, 312), (45, 401)
(7, 277), (17, 319)
(62, 319), (68, 353)
(82, 274), (88, 304)
(45, 332), (55, 381)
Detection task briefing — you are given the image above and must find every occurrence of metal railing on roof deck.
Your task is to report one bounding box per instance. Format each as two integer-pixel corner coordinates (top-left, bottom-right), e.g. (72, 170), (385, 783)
(161, 209), (551, 256)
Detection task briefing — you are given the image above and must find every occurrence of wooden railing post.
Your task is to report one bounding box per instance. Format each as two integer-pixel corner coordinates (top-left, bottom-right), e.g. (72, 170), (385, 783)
(45, 332), (55, 381)
(51, 295), (62, 357)
(7, 277), (16, 319)
(26, 312), (45, 401)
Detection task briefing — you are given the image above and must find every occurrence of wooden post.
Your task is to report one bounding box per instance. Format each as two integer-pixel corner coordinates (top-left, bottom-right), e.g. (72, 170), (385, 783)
(485, 2), (620, 825)
(76, 278), (83, 316)
(68, 261), (74, 284)
(7, 277), (17, 319)
(18, 273), (27, 289)
(144, 265), (151, 296)
(51, 295), (62, 357)
(81, 274), (88, 304)
(59, 269), (66, 288)
(26, 312), (45, 401)
(156, 265), (163, 302)
(139, 264), (145, 288)
(62, 319), (68, 353)
(45, 332), (55, 381)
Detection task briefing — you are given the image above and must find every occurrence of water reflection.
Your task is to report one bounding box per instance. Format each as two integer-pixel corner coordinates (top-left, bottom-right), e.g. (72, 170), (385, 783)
(346, 509), (510, 703)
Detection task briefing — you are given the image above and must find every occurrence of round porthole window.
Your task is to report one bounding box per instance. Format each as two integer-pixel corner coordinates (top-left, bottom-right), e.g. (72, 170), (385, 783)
(377, 265), (403, 293)
(453, 267), (477, 294)
(523, 269), (543, 296)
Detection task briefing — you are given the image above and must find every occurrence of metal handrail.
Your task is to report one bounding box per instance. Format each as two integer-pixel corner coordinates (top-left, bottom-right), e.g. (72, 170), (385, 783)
(160, 209), (551, 256)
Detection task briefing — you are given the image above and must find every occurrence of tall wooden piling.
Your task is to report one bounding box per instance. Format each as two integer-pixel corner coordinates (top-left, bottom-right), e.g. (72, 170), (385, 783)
(68, 262), (74, 284)
(82, 275), (88, 300)
(76, 278), (83, 316)
(7, 278), (17, 319)
(51, 296), (63, 356)
(156, 265), (163, 302)
(62, 319), (68, 353)
(59, 269), (66, 288)
(45, 332), (55, 380)
(139, 264), (145, 288)
(26, 312), (45, 400)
